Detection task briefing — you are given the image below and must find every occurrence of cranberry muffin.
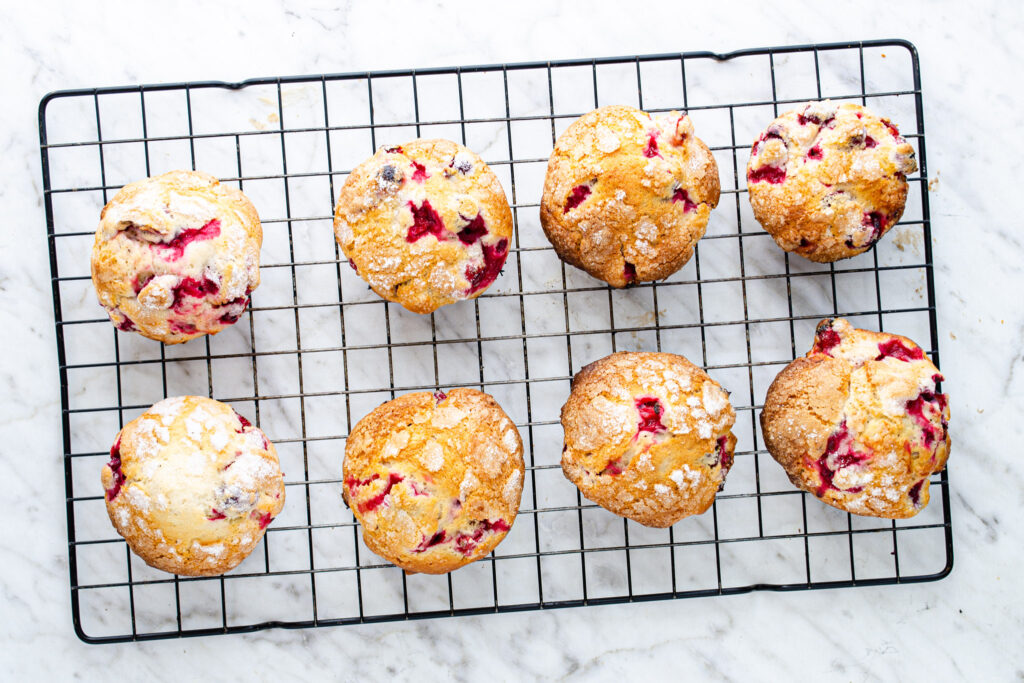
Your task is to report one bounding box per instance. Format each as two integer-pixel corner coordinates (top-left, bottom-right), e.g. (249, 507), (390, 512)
(540, 105), (720, 287)
(343, 388), (524, 574)
(560, 352), (737, 528)
(102, 396), (285, 576)
(746, 100), (917, 262)
(760, 318), (950, 518)
(91, 170), (262, 343)
(334, 139), (513, 314)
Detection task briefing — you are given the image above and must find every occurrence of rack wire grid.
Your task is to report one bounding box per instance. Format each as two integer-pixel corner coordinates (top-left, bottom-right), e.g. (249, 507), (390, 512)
(40, 39), (951, 643)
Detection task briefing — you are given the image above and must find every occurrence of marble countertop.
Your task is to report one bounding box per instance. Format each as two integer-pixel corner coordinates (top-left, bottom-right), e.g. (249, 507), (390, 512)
(3, 1), (1022, 679)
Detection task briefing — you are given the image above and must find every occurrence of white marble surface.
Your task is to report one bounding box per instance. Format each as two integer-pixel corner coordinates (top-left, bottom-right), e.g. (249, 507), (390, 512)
(2, 0), (1023, 679)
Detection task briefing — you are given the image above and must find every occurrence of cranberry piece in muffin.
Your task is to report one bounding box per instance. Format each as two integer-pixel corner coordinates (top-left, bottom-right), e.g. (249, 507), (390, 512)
(334, 139), (513, 314)
(90, 170), (262, 344)
(760, 318), (950, 518)
(343, 388), (524, 574)
(560, 352), (737, 527)
(747, 101), (917, 262)
(540, 105), (720, 288)
(101, 396), (285, 576)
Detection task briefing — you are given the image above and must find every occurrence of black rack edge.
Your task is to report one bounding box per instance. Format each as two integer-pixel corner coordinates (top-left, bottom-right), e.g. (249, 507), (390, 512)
(75, 563), (952, 645)
(37, 39), (919, 113)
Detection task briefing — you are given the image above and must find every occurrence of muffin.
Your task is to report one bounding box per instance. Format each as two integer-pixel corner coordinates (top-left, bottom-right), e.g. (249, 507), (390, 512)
(746, 100), (917, 262)
(102, 396), (285, 576)
(540, 104), (720, 287)
(334, 139), (514, 314)
(760, 318), (950, 518)
(343, 388), (524, 574)
(91, 170), (262, 343)
(560, 352), (737, 528)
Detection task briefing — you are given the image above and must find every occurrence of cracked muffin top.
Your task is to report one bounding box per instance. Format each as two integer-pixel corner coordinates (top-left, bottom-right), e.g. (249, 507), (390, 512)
(540, 105), (720, 287)
(761, 318), (949, 518)
(746, 100), (917, 262)
(102, 396), (284, 576)
(343, 388), (524, 574)
(91, 170), (262, 343)
(334, 139), (514, 314)
(560, 351), (736, 528)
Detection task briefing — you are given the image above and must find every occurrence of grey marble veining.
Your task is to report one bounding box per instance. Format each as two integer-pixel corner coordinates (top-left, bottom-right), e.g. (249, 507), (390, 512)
(1, 0), (1022, 679)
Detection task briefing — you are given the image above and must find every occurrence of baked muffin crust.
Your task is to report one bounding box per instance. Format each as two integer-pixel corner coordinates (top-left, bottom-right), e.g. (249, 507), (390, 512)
(747, 101), (917, 262)
(91, 170), (262, 343)
(335, 139), (513, 314)
(560, 351), (736, 527)
(343, 388), (524, 573)
(541, 105), (720, 287)
(102, 396), (285, 576)
(761, 318), (950, 518)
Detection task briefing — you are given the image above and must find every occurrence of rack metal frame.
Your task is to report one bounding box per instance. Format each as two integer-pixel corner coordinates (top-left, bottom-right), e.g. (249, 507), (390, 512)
(39, 39), (951, 643)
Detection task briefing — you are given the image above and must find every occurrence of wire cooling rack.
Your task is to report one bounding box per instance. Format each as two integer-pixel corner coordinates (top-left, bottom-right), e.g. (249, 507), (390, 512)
(40, 39), (951, 643)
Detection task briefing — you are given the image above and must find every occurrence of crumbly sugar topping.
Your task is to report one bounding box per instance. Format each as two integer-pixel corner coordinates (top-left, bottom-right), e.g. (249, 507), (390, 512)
(335, 139), (513, 314)
(503, 469), (522, 505)
(746, 101), (918, 262)
(92, 170), (262, 343)
(342, 389), (524, 573)
(103, 395), (284, 575)
(433, 404), (468, 429)
(762, 318), (949, 519)
(540, 105), (719, 287)
(595, 126), (622, 154)
(702, 381), (729, 418)
(420, 440), (445, 472)
(459, 470), (480, 500)
(561, 352), (736, 527)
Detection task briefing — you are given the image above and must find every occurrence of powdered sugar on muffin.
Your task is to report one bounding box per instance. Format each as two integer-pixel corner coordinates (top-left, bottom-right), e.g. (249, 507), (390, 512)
(102, 396), (284, 576)
(91, 170), (262, 343)
(541, 105), (720, 287)
(560, 351), (737, 528)
(343, 388), (524, 574)
(747, 101), (917, 262)
(760, 318), (950, 518)
(334, 139), (513, 314)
